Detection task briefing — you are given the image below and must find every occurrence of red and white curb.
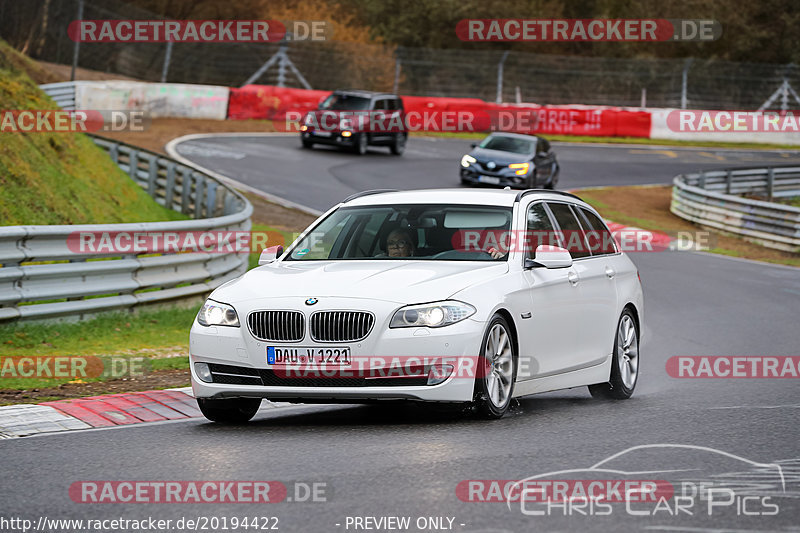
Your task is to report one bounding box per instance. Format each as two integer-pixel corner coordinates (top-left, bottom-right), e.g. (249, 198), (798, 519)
(606, 221), (675, 251)
(0, 388), (290, 439)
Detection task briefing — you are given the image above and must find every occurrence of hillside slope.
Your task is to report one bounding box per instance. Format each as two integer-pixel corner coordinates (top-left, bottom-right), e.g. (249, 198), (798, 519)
(0, 40), (185, 225)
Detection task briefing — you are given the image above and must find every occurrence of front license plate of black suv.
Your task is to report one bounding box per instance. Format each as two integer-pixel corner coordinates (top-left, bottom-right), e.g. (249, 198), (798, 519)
(267, 346), (352, 366)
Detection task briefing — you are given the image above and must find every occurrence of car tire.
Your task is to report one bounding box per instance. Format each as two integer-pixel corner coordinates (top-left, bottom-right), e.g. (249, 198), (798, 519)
(301, 139), (314, 149)
(197, 397), (261, 423)
(473, 314), (517, 419)
(589, 309), (639, 400)
(353, 133), (368, 155)
(390, 133), (406, 155)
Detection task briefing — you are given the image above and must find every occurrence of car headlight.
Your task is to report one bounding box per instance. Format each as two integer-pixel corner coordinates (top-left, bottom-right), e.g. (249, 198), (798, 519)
(509, 162), (530, 175)
(390, 300), (476, 328)
(197, 300), (240, 327)
(461, 154), (477, 167)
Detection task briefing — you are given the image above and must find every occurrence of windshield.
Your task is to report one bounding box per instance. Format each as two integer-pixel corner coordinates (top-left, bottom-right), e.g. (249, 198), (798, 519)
(479, 135), (535, 154)
(286, 204), (513, 261)
(319, 94), (371, 110)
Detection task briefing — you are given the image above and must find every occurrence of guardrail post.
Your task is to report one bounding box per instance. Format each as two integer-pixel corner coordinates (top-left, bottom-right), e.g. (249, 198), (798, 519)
(180, 167), (192, 215)
(698, 172), (706, 189)
(128, 150), (139, 182)
(108, 144), (119, 164)
(194, 174), (205, 219)
(767, 167), (775, 202)
(224, 191), (235, 215)
(147, 157), (158, 198)
(725, 170), (732, 194)
(165, 162), (176, 209)
(206, 181), (218, 218)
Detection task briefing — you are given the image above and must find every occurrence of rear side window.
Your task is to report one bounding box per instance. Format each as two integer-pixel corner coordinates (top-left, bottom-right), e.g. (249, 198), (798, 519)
(577, 208), (617, 255)
(546, 202), (591, 259)
(374, 99), (387, 110)
(525, 203), (558, 259)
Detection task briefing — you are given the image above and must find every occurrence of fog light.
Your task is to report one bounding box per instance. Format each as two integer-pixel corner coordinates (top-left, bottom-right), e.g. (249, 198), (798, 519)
(194, 362), (213, 383)
(300, 125), (308, 132)
(341, 130), (352, 137)
(427, 364), (454, 385)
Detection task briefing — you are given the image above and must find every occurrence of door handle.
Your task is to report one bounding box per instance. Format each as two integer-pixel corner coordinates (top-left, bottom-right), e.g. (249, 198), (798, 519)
(568, 271), (579, 286)
(605, 266), (616, 279)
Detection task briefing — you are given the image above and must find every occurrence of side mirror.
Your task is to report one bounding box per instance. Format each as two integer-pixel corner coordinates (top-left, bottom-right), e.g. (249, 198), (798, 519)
(525, 245), (573, 269)
(258, 245), (284, 265)
(470, 143), (477, 148)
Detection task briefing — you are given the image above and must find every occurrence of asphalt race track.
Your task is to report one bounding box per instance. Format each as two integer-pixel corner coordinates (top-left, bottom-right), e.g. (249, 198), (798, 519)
(3, 135), (800, 532)
(171, 133), (800, 212)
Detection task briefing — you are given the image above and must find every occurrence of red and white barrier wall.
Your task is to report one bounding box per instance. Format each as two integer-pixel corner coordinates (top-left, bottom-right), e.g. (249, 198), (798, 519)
(57, 81), (800, 144)
(74, 81), (229, 120)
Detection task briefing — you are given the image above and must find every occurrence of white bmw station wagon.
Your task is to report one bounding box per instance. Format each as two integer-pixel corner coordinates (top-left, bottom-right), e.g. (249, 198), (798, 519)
(190, 189), (643, 422)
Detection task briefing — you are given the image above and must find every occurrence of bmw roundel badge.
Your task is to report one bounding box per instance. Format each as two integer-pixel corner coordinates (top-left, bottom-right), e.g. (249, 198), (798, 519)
(305, 297), (318, 305)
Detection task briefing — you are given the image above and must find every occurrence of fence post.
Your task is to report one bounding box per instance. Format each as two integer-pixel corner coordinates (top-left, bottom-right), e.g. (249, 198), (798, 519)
(496, 51), (510, 104)
(725, 169), (732, 194)
(70, 0), (84, 81)
(767, 167), (775, 202)
(393, 49), (401, 94)
(161, 41), (174, 83)
(698, 172), (706, 189)
(681, 58), (693, 109)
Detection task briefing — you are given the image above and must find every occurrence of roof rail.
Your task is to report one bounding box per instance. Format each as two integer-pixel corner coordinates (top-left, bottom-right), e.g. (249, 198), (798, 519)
(343, 189), (399, 203)
(514, 189), (583, 202)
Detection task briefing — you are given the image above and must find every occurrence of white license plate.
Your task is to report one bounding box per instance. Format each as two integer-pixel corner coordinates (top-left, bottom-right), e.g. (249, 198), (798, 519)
(312, 131), (332, 137)
(267, 346), (351, 366)
(478, 175), (501, 184)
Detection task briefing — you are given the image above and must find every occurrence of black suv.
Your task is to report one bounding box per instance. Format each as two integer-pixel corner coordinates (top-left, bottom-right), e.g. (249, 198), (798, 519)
(300, 90), (408, 155)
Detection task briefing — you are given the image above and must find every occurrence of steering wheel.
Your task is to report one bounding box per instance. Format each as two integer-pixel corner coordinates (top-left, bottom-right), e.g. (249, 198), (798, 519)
(431, 250), (493, 260)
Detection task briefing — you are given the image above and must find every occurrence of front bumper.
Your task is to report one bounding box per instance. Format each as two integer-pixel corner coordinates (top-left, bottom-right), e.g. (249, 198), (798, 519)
(460, 166), (529, 188)
(301, 129), (357, 147)
(189, 302), (484, 403)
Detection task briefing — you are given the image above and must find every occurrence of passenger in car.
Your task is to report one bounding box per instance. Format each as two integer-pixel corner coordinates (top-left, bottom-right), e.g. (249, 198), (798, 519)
(385, 228), (416, 257)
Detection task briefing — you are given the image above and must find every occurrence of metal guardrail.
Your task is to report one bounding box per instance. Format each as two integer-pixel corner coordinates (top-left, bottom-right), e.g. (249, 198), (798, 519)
(0, 135), (253, 322)
(671, 165), (800, 253)
(40, 82), (77, 110)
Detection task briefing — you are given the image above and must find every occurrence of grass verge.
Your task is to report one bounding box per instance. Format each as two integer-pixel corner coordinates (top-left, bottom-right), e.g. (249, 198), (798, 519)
(0, 307), (197, 393)
(578, 185), (800, 267)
